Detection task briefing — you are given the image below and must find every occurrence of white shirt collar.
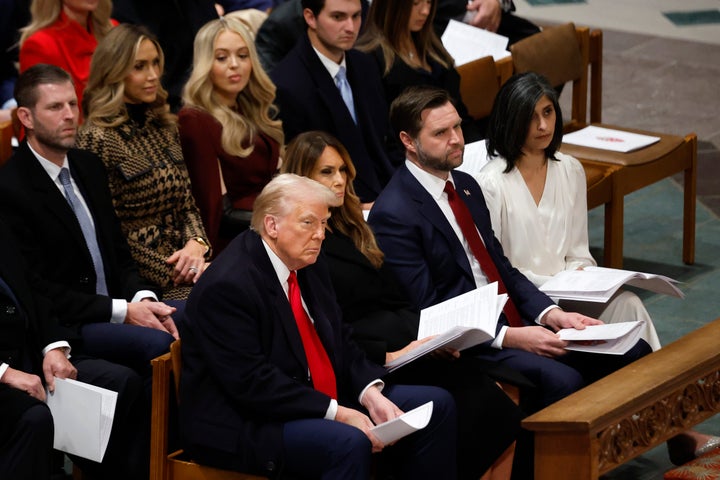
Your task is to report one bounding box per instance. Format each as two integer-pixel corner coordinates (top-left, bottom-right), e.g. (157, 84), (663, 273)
(261, 237), (292, 296)
(404, 158), (456, 201)
(312, 45), (347, 80)
(27, 143), (69, 182)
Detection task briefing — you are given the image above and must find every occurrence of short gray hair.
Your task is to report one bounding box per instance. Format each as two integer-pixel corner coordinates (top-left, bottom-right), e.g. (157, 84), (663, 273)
(251, 174), (336, 232)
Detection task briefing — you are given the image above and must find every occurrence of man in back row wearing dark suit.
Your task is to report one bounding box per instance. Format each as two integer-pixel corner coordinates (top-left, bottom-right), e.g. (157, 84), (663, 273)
(1, 219), (68, 480)
(0, 64), (176, 479)
(271, 0), (402, 205)
(368, 85), (652, 413)
(179, 174), (457, 478)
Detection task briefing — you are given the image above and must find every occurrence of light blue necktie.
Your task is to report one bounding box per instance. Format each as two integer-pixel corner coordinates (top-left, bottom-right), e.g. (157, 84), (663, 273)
(58, 168), (108, 295)
(335, 66), (357, 124)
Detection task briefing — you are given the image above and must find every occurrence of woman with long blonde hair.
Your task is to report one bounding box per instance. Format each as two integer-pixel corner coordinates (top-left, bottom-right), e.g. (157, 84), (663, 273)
(179, 16), (283, 256)
(78, 24), (209, 300)
(19, 0), (115, 113)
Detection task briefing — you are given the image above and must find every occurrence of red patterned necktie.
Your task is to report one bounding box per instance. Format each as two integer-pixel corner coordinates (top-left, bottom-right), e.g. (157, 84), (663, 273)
(444, 181), (524, 327)
(287, 271), (337, 398)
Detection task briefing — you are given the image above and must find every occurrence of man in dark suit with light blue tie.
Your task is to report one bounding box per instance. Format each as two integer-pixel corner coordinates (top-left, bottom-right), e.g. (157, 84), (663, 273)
(0, 65), (179, 376)
(368, 86), (651, 412)
(271, 0), (402, 204)
(180, 174), (457, 479)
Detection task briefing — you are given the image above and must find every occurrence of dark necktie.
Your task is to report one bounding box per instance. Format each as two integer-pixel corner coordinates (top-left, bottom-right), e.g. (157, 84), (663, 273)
(287, 271), (337, 398)
(59, 168), (108, 295)
(444, 181), (524, 327)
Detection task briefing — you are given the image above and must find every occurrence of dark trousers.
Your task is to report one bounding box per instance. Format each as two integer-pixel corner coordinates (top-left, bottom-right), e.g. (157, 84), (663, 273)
(282, 385), (457, 480)
(474, 339), (652, 411)
(70, 356), (150, 480)
(387, 357), (523, 479)
(78, 323), (175, 378)
(0, 390), (53, 480)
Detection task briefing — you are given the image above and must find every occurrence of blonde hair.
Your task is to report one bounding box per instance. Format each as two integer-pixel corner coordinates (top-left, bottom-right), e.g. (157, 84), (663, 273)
(251, 174), (336, 233)
(182, 17), (284, 158)
(82, 24), (175, 128)
(282, 131), (384, 268)
(20, 0), (114, 46)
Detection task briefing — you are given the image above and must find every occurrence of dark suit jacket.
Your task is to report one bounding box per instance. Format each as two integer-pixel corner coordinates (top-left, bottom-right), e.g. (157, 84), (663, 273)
(0, 219), (78, 438)
(322, 231), (419, 365)
(256, 0), (370, 74)
(368, 47), (483, 143)
(368, 164), (554, 327)
(0, 142), (158, 331)
(180, 230), (386, 476)
(271, 33), (402, 203)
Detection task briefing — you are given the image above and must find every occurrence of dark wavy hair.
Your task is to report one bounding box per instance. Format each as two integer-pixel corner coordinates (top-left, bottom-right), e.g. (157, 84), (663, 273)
(486, 72), (563, 173)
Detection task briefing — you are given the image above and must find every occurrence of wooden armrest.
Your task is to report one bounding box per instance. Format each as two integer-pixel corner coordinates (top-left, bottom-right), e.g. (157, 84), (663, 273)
(523, 318), (720, 479)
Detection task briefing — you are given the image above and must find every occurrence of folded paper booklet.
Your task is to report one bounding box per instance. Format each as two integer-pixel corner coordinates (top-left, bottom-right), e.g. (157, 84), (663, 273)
(370, 401), (434, 444)
(46, 377), (118, 462)
(558, 321), (645, 355)
(539, 266), (684, 303)
(563, 126), (660, 153)
(385, 283), (504, 372)
(441, 19), (511, 66)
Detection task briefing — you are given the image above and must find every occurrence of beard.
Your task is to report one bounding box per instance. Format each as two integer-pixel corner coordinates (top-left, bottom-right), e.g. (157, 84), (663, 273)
(31, 120), (77, 153)
(414, 139), (464, 173)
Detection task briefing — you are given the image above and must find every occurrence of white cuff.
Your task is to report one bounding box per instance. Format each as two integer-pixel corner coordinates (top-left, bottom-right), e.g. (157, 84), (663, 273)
(491, 325), (508, 349)
(42, 342), (71, 358)
(324, 399), (338, 420)
(0, 363), (8, 382)
(111, 299), (127, 324)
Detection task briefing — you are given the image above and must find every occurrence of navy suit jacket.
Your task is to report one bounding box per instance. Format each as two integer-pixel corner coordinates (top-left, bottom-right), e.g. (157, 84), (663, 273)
(368, 164), (554, 327)
(271, 33), (403, 203)
(0, 142), (158, 331)
(180, 230), (386, 476)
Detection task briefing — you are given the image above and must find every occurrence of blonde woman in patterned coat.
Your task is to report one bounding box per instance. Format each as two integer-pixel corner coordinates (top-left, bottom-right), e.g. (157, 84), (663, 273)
(78, 24), (210, 300)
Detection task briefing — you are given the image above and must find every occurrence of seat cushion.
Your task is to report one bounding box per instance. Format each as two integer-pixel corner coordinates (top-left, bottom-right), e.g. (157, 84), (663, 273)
(664, 448), (720, 479)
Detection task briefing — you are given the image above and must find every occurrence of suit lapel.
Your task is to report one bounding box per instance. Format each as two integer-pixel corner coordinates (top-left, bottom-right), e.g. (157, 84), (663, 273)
(298, 36), (357, 131)
(249, 234), (313, 370)
(399, 166), (475, 281)
(17, 145), (90, 257)
(298, 268), (338, 368)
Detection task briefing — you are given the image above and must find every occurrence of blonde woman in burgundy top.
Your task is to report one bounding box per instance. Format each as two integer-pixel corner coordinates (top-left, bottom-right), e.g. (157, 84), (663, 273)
(180, 17), (283, 256)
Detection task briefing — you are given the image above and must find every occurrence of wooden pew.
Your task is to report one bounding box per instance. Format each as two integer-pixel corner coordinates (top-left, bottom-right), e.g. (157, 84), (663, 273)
(522, 317), (720, 479)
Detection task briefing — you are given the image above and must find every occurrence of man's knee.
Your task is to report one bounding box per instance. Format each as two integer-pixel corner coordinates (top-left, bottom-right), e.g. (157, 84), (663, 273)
(18, 404), (54, 443)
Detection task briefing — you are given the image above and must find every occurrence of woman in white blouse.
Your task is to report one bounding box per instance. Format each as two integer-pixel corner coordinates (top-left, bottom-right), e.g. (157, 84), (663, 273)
(476, 73), (720, 462)
(475, 72), (661, 351)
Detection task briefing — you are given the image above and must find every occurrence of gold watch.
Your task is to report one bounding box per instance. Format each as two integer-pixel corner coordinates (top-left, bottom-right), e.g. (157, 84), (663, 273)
(194, 237), (210, 255)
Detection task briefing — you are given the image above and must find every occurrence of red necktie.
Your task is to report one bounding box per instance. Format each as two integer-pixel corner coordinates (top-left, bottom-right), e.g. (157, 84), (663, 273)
(287, 271), (337, 398)
(444, 181), (524, 328)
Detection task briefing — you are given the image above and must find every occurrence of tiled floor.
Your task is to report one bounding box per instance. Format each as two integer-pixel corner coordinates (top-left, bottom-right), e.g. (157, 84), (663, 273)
(518, 1), (720, 478)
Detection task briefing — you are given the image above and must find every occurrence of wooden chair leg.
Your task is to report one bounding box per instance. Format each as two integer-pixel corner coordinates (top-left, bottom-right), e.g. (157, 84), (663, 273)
(604, 188), (624, 269)
(72, 465), (85, 480)
(682, 134), (697, 265)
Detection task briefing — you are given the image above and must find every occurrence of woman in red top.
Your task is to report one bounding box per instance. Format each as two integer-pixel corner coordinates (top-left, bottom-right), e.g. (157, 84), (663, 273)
(19, 0), (115, 115)
(179, 17), (283, 257)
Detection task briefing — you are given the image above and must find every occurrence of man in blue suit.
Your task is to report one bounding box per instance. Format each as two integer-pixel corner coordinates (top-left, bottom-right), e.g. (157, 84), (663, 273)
(270, 0), (402, 204)
(179, 174), (457, 479)
(368, 86), (651, 410)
